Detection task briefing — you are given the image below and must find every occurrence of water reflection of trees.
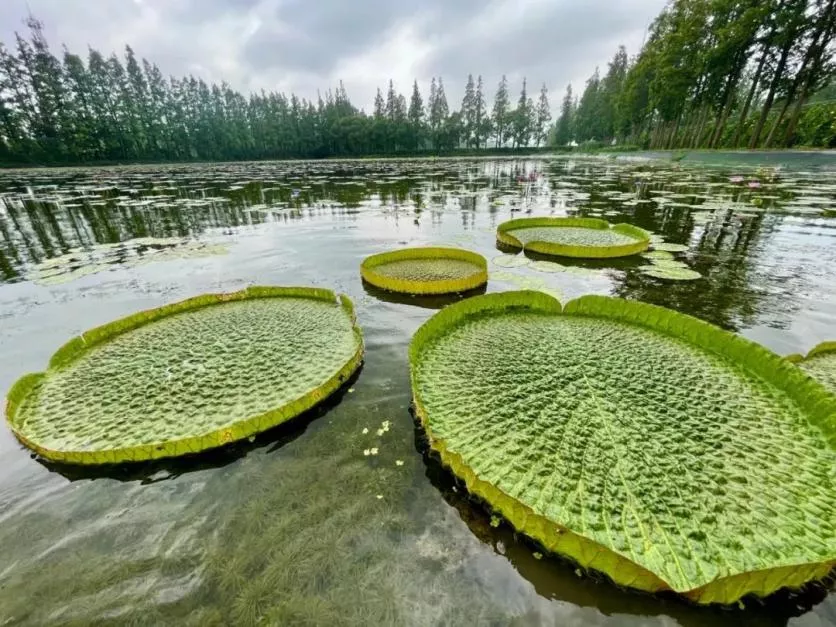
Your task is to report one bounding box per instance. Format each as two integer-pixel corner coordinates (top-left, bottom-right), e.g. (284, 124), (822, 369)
(612, 210), (790, 331)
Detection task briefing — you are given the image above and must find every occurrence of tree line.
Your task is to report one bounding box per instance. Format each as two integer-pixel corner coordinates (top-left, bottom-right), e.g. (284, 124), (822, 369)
(0, 17), (552, 165)
(555, 0), (836, 149)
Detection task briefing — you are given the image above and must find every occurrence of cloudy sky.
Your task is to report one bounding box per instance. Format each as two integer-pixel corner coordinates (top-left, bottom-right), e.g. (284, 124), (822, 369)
(1, 0), (666, 114)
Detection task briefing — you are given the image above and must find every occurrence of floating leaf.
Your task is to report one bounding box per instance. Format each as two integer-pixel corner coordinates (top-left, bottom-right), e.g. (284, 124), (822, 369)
(5, 287), (364, 465)
(641, 250), (675, 261)
(497, 217), (650, 259)
(641, 266), (702, 281)
(409, 291), (836, 604)
(492, 254), (530, 268)
(653, 243), (689, 253)
(361, 247), (487, 295)
(528, 260), (565, 273)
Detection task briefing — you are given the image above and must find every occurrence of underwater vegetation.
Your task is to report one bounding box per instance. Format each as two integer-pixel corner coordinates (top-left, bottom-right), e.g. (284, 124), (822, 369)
(409, 290), (836, 605)
(4, 286), (363, 464)
(361, 247), (488, 295)
(496, 217), (651, 259)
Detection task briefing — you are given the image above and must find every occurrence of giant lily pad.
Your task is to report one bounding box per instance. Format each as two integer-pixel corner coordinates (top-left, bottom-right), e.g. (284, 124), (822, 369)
(4, 286), (363, 465)
(410, 291), (836, 605)
(361, 247), (487, 295)
(496, 217), (650, 258)
(788, 342), (836, 394)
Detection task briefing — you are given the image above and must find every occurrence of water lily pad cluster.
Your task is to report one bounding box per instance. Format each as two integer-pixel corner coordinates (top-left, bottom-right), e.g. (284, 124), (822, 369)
(639, 239), (701, 281)
(26, 238), (227, 286)
(409, 291), (836, 605)
(496, 217), (650, 258)
(361, 247), (487, 295)
(5, 287), (363, 464)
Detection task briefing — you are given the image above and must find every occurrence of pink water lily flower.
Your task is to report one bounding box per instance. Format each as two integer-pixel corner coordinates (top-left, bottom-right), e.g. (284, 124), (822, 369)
(729, 176), (744, 183)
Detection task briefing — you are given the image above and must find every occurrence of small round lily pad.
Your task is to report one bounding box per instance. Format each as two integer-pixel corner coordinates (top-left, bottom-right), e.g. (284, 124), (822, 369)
(653, 243), (689, 253)
(4, 286), (364, 465)
(642, 250), (676, 261)
(361, 247), (487, 295)
(529, 260), (566, 273)
(497, 217), (650, 259)
(492, 254), (530, 268)
(641, 266), (702, 281)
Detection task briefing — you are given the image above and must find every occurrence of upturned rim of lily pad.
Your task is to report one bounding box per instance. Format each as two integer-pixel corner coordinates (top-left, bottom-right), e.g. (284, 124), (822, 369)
(360, 246), (488, 295)
(4, 286), (364, 465)
(496, 217), (650, 259)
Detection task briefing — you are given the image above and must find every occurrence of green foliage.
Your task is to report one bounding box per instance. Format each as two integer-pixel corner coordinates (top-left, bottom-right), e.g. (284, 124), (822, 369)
(0, 19), (568, 164)
(5, 287), (364, 464)
(553, 84), (574, 146)
(497, 217), (650, 258)
(410, 290), (836, 604)
(568, 0), (836, 149)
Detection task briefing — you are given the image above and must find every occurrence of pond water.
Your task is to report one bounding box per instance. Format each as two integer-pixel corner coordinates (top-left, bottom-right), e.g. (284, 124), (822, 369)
(0, 155), (834, 626)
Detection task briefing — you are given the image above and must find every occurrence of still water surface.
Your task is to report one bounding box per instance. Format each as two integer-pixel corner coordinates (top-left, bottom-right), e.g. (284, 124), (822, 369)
(0, 155), (834, 626)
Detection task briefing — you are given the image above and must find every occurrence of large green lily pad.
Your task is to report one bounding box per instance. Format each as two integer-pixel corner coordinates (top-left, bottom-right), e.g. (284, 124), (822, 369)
(497, 217), (650, 258)
(410, 291), (836, 605)
(4, 286), (364, 465)
(361, 247), (487, 295)
(788, 342), (836, 394)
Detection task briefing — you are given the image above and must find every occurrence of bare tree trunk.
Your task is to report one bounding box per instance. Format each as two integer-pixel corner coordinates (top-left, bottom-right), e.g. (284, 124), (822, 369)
(733, 51), (768, 146)
(765, 5), (832, 146)
(691, 106), (710, 148)
(709, 46), (749, 149)
(749, 34), (794, 148)
(777, 0), (836, 146)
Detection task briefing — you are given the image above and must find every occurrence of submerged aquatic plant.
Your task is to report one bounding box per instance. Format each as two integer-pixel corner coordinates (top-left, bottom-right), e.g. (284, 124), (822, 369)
(26, 239), (228, 286)
(496, 217), (650, 259)
(409, 290), (836, 605)
(4, 286), (364, 464)
(361, 247), (487, 295)
(492, 254), (530, 268)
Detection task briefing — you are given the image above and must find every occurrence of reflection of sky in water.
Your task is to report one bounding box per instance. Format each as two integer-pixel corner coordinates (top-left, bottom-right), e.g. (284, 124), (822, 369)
(0, 155), (835, 626)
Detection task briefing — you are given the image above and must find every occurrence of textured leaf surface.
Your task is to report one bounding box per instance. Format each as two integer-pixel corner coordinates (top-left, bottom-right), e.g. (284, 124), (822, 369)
(361, 247), (487, 295)
(6, 287), (363, 464)
(795, 343), (836, 394)
(496, 217), (649, 259)
(509, 226), (637, 247)
(410, 291), (836, 604)
(373, 259), (481, 282)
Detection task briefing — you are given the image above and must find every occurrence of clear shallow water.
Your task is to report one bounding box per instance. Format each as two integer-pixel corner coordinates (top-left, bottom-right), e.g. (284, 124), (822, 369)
(0, 155), (834, 626)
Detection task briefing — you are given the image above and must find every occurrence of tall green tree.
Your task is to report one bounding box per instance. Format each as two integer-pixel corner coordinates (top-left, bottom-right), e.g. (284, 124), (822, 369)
(461, 74), (476, 147)
(574, 68), (601, 141)
(554, 85), (574, 145)
(407, 80), (425, 150)
(511, 78), (531, 147)
(473, 75), (490, 149)
(492, 75), (510, 147)
(534, 83), (551, 146)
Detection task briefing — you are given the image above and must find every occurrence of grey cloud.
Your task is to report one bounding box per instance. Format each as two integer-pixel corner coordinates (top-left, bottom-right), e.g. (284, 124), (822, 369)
(1, 0), (665, 111)
(242, 0), (485, 74)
